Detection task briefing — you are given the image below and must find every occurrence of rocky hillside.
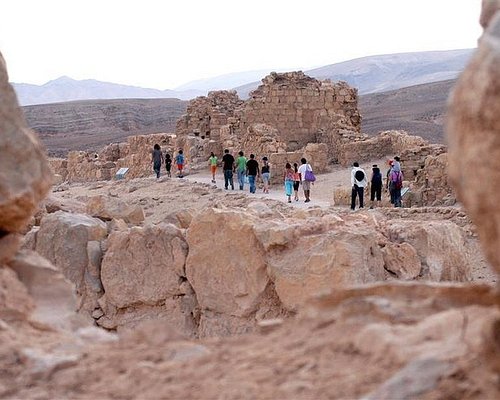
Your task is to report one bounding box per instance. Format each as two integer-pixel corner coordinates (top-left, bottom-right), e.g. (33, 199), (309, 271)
(22, 98), (187, 157)
(359, 79), (456, 143)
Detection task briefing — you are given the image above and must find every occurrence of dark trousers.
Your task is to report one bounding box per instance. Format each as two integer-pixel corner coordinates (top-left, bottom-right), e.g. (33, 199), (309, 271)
(224, 169), (234, 189)
(351, 185), (364, 209)
(371, 183), (382, 201)
(389, 182), (402, 207)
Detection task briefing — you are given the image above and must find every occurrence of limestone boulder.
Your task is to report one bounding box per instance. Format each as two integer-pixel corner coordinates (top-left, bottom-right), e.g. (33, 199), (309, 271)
(35, 211), (108, 311)
(0, 52), (53, 233)
(265, 224), (386, 310)
(97, 223), (194, 334)
(447, 6), (500, 276)
(385, 220), (471, 281)
(86, 195), (145, 224)
(186, 208), (269, 317)
(381, 242), (422, 280)
(8, 250), (85, 331)
(100, 224), (188, 309)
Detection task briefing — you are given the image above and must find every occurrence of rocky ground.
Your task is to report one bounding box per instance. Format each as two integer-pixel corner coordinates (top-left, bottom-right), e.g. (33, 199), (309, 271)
(50, 160), (497, 285)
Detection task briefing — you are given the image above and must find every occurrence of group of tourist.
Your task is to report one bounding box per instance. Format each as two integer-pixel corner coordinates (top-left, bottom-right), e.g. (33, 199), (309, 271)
(153, 144), (404, 208)
(350, 156), (404, 210)
(151, 144), (184, 179)
(208, 149), (315, 203)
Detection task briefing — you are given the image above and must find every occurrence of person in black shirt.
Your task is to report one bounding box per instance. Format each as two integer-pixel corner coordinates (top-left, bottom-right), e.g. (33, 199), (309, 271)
(261, 156), (270, 193)
(222, 149), (235, 190)
(246, 154), (260, 194)
(370, 164), (383, 208)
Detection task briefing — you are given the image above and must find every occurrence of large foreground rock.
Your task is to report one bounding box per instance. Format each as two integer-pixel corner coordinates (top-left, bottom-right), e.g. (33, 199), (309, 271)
(447, 4), (500, 276)
(262, 219), (386, 310)
(186, 208), (270, 318)
(86, 195), (145, 224)
(385, 220), (472, 281)
(98, 224), (195, 334)
(0, 52), (52, 234)
(35, 211), (108, 311)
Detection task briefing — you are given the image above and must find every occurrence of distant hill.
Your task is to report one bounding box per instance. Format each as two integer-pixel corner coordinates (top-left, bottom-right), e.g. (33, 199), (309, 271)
(13, 77), (203, 106)
(174, 69), (288, 92)
(359, 79), (456, 144)
(12, 49), (473, 106)
(235, 49), (472, 98)
(22, 98), (187, 157)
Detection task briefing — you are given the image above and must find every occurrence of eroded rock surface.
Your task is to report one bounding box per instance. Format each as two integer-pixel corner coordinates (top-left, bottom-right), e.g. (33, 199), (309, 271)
(0, 53), (52, 234)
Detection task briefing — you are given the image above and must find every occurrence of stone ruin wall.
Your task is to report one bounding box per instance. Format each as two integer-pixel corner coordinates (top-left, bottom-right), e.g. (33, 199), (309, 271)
(51, 133), (177, 183)
(239, 72), (362, 151)
(175, 90), (244, 142)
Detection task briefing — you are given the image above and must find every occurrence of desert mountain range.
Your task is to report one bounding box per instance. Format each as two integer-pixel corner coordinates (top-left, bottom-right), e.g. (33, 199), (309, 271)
(13, 49), (472, 106)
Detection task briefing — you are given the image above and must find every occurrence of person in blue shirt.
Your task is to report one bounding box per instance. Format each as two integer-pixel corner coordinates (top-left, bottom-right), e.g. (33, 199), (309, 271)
(175, 149), (185, 178)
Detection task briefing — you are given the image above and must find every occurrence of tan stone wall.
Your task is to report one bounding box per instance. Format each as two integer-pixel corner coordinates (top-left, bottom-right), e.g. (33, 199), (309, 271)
(62, 133), (178, 182)
(240, 72), (361, 151)
(268, 143), (328, 184)
(48, 158), (68, 181)
(175, 90), (244, 141)
(412, 153), (455, 206)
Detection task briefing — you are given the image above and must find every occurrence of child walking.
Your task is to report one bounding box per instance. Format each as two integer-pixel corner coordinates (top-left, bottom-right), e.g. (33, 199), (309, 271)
(284, 162), (294, 203)
(293, 163), (301, 201)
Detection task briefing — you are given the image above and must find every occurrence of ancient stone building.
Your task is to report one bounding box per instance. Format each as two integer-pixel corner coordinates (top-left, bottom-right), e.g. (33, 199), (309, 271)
(174, 71), (362, 166)
(239, 72), (361, 150)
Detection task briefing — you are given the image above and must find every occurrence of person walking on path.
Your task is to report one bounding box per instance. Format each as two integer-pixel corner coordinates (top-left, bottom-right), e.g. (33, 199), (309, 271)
(298, 158), (313, 203)
(284, 162), (294, 203)
(236, 151), (247, 190)
(351, 162), (367, 210)
(175, 149), (185, 178)
(292, 163), (301, 201)
(209, 152), (218, 183)
(261, 156), (271, 193)
(165, 153), (172, 178)
(370, 164), (383, 208)
(222, 149), (235, 190)
(386, 160), (394, 204)
(389, 162), (404, 207)
(152, 143), (163, 179)
(246, 154), (260, 194)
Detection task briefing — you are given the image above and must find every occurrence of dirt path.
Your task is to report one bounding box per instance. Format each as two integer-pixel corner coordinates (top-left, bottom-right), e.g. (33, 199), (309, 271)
(185, 158), (390, 209)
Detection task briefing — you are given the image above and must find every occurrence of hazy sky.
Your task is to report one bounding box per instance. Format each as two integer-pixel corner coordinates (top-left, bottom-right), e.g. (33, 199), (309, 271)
(0, 0), (482, 89)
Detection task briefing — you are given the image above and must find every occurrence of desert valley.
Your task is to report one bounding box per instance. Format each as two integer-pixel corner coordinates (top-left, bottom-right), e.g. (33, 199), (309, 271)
(1, 2), (500, 400)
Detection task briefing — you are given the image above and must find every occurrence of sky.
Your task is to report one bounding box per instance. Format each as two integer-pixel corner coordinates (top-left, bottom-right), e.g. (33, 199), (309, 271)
(0, 0), (483, 90)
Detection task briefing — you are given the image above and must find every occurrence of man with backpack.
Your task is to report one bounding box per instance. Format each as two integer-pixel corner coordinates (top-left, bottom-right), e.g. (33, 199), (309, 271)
(388, 161), (404, 207)
(370, 164), (383, 208)
(351, 162), (367, 210)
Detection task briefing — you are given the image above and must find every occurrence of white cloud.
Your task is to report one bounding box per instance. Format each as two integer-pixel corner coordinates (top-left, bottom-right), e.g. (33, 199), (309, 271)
(0, 0), (482, 89)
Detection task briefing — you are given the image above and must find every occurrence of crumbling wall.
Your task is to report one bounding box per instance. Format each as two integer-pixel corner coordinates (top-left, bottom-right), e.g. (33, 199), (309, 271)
(60, 133), (177, 182)
(240, 72), (362, 151)
(175, 90), (244, 141)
